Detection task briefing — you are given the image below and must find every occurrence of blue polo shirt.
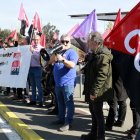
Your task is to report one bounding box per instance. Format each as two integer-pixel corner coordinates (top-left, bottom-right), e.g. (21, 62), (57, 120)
(54, 48), (78, 87)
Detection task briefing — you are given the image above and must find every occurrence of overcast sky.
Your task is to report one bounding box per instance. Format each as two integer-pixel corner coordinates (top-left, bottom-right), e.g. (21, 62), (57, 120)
(0, 0), (140, 35)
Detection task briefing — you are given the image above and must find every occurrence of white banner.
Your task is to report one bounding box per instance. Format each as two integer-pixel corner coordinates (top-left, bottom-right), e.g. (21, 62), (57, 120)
(0, 45), (31, 88)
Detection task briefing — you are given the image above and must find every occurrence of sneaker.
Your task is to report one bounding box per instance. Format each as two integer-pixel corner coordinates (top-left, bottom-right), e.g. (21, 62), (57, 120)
(47, 108), (58, 115)
(27, 101), (36, 105)
(127, 133), (136, 140)
(52, 120), (65, 125)
(105, 125), (112, 131)
(37, 102), (44, 107)
(59, 123), (71, 132)
(45, 103), (55, 108)
(81, 133), (97, 140)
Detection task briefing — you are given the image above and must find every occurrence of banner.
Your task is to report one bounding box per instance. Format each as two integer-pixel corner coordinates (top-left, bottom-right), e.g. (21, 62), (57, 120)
(0, 45), (31, 88)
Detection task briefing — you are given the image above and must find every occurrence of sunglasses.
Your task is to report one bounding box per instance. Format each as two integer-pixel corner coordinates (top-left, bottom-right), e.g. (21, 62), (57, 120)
(61, 40), (69, 44)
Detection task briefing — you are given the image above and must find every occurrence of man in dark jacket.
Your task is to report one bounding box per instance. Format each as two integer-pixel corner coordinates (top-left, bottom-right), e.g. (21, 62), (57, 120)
(105, 50), (128, 130)
(81, 32), (113, 140)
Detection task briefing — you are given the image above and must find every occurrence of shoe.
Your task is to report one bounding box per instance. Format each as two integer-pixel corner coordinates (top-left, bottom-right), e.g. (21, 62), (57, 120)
(114, 120), (124, 127)
(81, 133), (97, 140)
(52, 120), (65, 125)
(59, 123), (71, 132)
(45, 103), (55, 108)
(125, 128), (135, 134)
(47, 108), (58, 115)
(27, 101), (36, 105)
(105, 125), (112, 131)
(127, 133), (136, 140)
(37, 102), (44, 107)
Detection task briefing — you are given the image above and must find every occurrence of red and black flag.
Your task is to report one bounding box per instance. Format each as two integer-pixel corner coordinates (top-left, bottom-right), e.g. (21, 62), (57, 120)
(104, 2), (140, 113)
(18, 3), (29, 36)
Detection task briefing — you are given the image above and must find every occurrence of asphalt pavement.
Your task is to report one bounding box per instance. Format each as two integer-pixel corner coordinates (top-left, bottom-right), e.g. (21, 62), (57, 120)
(0, 92), (133, 140)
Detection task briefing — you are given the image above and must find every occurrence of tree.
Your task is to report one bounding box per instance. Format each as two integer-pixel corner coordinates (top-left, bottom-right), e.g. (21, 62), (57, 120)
(0, 29), (11, 40)
(105, 21), (114, 30)
(42, 23), (59, 44)
(0, 28), (24, 43)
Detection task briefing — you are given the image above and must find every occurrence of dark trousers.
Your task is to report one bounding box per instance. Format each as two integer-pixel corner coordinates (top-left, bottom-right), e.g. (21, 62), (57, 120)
(130, 101), (140, 133)
(106, 99), (118, 127)
(106, 100), (127, 127)
(117, 100), (127, 122)
(89, 101), (105, 139)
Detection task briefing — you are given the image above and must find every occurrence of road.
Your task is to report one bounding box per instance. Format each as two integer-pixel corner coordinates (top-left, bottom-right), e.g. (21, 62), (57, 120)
(0, 92), (133, 140)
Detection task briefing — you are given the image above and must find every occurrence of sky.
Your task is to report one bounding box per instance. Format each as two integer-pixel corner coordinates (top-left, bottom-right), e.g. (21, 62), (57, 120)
(0, 0), (140, 36)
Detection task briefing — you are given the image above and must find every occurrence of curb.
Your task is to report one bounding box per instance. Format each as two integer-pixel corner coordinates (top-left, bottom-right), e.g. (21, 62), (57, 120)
(0, 102), (44, 140)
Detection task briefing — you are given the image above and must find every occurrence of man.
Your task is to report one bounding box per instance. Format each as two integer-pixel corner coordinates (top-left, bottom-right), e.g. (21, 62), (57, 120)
(81, 31), (113, 140)
(28, 34), (44, 107)
(49, 34), (78, 132)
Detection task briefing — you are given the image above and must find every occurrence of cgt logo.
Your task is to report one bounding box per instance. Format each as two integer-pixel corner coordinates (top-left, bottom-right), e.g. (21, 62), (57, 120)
(124, 29), (140, 72)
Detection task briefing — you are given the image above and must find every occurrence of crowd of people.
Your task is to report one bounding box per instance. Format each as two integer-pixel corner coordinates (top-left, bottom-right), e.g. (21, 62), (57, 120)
(0, 31), (140, 140)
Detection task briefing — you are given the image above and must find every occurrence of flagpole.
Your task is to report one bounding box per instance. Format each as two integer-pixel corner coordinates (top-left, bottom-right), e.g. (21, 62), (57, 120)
(30, 28), (35, 45)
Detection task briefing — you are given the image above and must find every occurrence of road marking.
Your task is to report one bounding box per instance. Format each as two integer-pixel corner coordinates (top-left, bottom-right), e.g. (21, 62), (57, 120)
(0, 116), (22, 140)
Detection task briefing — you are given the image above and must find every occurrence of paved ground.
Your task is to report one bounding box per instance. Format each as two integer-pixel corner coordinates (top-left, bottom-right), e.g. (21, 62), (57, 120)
(0, 92), (133, 140)
(0, 115), (22, 140)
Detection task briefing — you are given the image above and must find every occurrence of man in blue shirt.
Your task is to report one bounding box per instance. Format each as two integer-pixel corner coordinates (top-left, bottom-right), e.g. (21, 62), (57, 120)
(49, 34), (78, 132)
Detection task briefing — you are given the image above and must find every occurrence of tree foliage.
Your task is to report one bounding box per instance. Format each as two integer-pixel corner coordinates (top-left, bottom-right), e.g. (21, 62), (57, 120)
(0, 29), (11, 40)
(105, 21), (114, 30)
(0, 28), (24, 41)
(42, 22), (59, 44)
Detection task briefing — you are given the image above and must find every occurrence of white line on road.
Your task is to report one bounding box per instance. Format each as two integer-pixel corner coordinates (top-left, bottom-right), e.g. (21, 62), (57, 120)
(0, 115), (22, 140)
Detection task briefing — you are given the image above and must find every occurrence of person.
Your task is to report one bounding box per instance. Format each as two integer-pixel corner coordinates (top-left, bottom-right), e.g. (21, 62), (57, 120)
(105, 50), (128, 131)
(46, 37), (60, 115)
(126, 101), (140, 139)
(28, 34), (44, 107)
(49, 34), (78, 132)
(3, 37), (23, 99)
(81, 31), (113, 140)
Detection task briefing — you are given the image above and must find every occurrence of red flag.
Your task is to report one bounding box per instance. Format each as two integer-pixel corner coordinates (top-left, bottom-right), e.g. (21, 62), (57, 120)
(104, 2), (140, 56)
(33, 12), (42, 32)
(18, 3), (29, 27)
(102, 29), (111, 39)
(40, 34), (46, 48)
(113, 9), (121, 28)
(7, 30), (18, 41)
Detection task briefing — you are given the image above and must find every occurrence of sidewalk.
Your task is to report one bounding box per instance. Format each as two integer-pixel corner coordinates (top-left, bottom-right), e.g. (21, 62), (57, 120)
(0, 93), (132, 140)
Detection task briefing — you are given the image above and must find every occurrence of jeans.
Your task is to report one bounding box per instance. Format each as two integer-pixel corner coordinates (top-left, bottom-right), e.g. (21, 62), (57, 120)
(55, 85), (75, 124)
(29, 67), (43, 102)
(89, 100), (105, 139)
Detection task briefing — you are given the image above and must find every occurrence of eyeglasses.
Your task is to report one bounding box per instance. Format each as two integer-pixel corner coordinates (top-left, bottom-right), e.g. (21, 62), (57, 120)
(61, 40), (69, 44)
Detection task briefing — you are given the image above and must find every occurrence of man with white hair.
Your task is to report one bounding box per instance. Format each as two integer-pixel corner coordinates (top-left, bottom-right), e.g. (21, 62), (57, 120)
(49, 34), (78, 132)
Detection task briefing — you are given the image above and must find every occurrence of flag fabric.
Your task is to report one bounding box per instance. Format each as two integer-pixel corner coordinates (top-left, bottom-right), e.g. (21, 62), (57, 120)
(104, 2), (140, 56)
(67, 23), (79, 37)
(33, 12), (42, 33)
(102, 29), (111, 39)
(40, 34), (46, 48)
(104, 2), (140, 115)
(102, 9), (121, 40)
(113, 9), (121, 28)
(72, 10), (97, 52)
(7, 30), (18, 41)
(18, 3), (29, 27)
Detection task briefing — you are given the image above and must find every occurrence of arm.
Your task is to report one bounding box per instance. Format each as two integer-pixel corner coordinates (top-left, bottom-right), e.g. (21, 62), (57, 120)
(90, 54), (111, 96)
